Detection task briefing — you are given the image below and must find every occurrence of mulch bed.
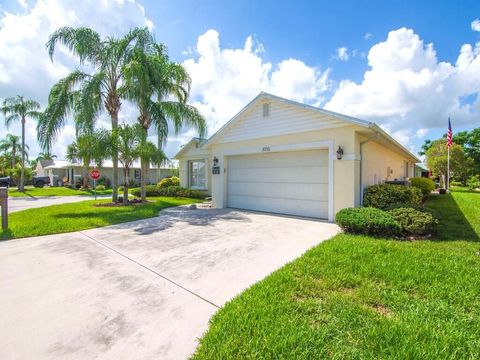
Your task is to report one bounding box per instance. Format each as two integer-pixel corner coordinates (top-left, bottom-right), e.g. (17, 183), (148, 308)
(93, 199), (149, 207)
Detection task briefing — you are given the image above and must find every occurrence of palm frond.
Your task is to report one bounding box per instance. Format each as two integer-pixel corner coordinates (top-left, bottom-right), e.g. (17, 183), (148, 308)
(46, 27), (101, 64)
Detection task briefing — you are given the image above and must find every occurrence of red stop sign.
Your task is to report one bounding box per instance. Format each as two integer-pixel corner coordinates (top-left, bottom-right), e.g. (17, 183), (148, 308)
(90, 168), (100, 180)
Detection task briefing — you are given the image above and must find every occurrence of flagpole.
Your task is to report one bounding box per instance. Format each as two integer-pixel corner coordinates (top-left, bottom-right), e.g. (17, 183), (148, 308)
(447, 146), (450, 191)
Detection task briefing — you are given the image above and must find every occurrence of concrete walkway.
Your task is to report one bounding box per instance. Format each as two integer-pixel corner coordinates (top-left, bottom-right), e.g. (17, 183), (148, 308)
(0, 206), (339, 359)
(7, 194), (112, 213)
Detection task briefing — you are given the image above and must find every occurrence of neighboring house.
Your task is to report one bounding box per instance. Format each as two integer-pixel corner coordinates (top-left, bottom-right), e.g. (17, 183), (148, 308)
(415, 164), (430, 178)
(174, 92), (420, 221)
(35, 159), (175, 187)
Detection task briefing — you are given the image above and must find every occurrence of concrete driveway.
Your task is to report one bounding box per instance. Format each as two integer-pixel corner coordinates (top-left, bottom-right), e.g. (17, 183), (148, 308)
(0, 206), (339, 360)
(7, 194), (112, 213)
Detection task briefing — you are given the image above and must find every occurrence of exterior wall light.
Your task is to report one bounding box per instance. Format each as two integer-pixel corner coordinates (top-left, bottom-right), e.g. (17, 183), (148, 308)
(213, 156), (219, 166)
(336, 146), (344, 160)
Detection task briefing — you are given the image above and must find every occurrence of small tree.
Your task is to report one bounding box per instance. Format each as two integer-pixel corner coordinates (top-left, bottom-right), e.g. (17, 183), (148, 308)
(110, 124), (143, 204)
(425, 139), (474, 187)
(66, 130), (109, 188)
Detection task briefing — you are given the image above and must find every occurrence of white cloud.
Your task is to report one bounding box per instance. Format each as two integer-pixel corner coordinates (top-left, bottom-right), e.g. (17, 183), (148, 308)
(364, 32), (373, 40)
(471, 19), (480, 32)
(335, 46), (350, 61)
(183, 29), (331, 134)
(0, 0), (153, 159)
(326, 27), (480, 150)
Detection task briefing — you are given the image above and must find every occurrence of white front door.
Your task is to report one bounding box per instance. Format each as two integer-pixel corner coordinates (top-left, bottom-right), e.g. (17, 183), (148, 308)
(227, 149), (329, 218)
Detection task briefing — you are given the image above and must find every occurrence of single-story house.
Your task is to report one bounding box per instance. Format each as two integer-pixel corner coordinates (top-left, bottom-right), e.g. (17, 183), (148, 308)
(35, 159), (175, 187)
(174, 92), (420, 221)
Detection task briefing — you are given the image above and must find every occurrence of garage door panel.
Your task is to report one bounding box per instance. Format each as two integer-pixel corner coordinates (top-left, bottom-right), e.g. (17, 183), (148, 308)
(228, 182), (328, 202)
(227, 150), (330, 219)
(228, 167), (329, 184)
(228, 195), (328, 219)
(228, 150), (328, 169)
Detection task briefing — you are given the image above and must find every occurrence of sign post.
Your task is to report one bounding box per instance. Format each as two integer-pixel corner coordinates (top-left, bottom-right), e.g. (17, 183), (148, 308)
(0, 187), (7, 231)
(89, 169), (101, 200)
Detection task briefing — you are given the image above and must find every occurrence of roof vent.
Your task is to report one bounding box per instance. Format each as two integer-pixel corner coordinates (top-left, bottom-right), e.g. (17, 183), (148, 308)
(262, 103), (270, 117)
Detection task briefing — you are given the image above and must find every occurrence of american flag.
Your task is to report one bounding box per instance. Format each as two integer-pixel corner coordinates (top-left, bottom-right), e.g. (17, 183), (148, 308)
(447, 117), (453, 148)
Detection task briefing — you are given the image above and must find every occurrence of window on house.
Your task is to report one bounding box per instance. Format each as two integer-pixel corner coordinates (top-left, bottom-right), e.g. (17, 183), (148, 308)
(189, 160), (206, 189)
(262, 103), (270, 117)
(404, 161), (410, 178)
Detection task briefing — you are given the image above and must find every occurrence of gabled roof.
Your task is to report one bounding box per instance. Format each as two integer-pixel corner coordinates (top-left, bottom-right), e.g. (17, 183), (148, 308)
(200, 92), (420, 163)
(173, 137), (206, 159)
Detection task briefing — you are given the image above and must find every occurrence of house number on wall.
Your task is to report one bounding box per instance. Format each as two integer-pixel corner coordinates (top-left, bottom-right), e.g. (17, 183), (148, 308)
(262, 147), (271, 152)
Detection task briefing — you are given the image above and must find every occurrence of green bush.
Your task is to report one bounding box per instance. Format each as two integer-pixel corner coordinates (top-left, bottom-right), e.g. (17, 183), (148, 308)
(130, 185), (207, 199)
(388, 207), (438, 236)
(363, 184), (422, 210)
(158, 176), (180, 188)
(466, 176), (479, 190)
(383, 203), (433, 214)
(95, 184), (106, 191)
(410, 177), (435, 197)
(335, 207), (401, 236)
(118, 186), (124, 192)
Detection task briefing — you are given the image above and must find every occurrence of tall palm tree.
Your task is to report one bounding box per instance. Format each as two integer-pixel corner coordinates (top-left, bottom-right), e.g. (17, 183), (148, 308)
(38, 26), (152, 202)
(1, 96), (41, 191)
(122, 41), (206, 201)
(66, 129), (110, 189)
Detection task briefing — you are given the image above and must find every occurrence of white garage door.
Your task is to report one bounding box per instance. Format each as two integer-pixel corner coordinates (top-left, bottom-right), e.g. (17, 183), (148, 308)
(227, 149), (329, 218)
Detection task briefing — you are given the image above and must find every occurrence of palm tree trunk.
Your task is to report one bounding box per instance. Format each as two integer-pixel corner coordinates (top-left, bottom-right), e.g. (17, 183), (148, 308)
(19, 117), (25, 191)
(123, 167), (129, 204)
(111, 111), (119, 202)
(140, 159), (147, 202)
(83, 164), (89, 189)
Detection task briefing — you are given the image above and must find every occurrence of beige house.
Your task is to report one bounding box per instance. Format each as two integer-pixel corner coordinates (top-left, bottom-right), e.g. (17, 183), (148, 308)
(35, 159), (175, 187)
(174, 92), (420, 221)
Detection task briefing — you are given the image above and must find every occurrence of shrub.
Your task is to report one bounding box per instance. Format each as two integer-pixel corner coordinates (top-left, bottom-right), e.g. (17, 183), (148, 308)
(158, 176), (180, 188)
(130, 185), (158, 197)
(383, 203), (433, 214)
(96, 176), (111, 189)
(363, 184), (422, 210)
(388, 207), (438, 236)
(118, 186), (124, 192)
(335, 207), (401, 237)
(466, 175), (479, 190)
(94, 184), (106, 191)
(410, 177), (435, 197)
(130, 185), (207, 199)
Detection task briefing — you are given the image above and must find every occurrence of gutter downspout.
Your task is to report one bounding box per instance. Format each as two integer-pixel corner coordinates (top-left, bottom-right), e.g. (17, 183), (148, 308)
(359, 131), (380, 206)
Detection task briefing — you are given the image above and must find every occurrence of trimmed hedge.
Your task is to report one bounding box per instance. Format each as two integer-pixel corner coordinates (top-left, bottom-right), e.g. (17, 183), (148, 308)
(410, 177), (435, 197)
(335, 207), (401, 236)
(158, 176), (180, 188)
(388, 207), (438, 236)
(95, 184), (106, 191)
(130, 185), (207, 199)
(363, 184), (422, 210)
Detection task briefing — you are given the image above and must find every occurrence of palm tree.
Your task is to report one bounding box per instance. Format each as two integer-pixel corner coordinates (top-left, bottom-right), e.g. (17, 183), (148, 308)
(110, 124), (143, 204)
(1, 96), (41, 191)
(0, 134), (28, 168)
(36, 152), (57, 161)
(38, 26), (152, 202)
(66, 130), (109, 189)
(122, 41), (206, 201)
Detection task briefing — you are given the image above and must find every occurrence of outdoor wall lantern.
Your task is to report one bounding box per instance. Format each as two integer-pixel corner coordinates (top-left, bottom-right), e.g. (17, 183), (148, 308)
(213, 156), (219, 166)
(336, 146), (344, 160)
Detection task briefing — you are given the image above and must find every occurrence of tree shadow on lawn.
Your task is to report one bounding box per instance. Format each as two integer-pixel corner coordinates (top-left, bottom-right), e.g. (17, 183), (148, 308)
(426, 193), (479, 242)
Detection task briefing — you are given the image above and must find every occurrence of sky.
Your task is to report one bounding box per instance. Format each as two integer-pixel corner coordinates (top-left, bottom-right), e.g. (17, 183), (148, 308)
(0, 0), (479, 163)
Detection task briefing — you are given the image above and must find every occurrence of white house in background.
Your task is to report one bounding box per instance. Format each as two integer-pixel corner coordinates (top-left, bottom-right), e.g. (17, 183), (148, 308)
(35, 159), (175, 187)
(174, 92), (420, 221)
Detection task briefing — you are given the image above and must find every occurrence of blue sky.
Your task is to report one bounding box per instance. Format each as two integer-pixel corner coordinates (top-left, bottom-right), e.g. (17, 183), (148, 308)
(0, 0), (479, 160)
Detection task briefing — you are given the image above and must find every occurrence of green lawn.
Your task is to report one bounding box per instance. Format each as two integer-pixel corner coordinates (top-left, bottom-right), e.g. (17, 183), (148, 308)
(1, 197), (202, 240)
(8, 186), (113, 197)
(193, 190), (480, 359)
